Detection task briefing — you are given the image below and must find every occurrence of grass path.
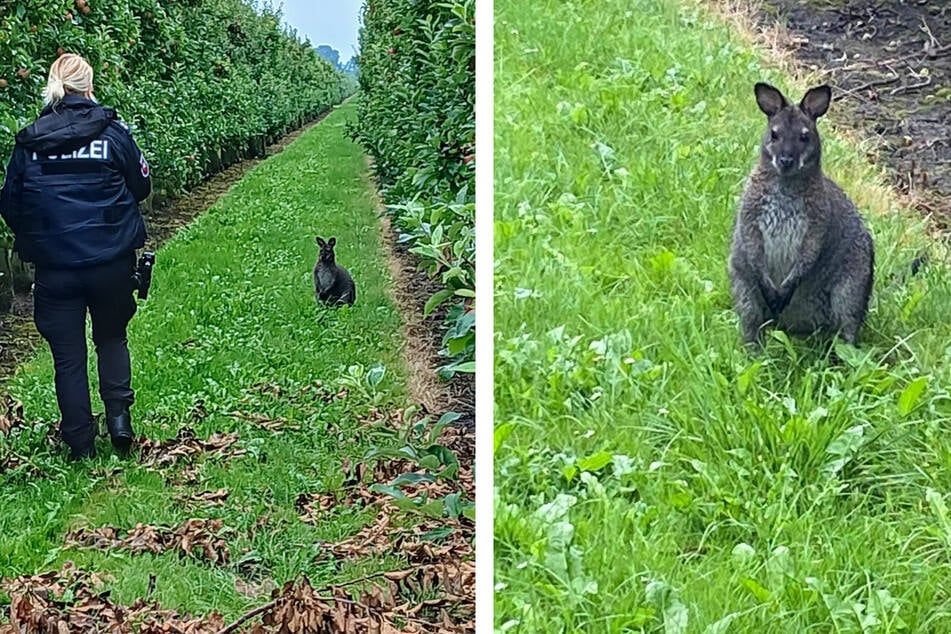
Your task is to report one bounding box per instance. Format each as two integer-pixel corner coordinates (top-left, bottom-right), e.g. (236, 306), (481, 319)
(494, 0), (951, 631)
(0, 101), (468, 624)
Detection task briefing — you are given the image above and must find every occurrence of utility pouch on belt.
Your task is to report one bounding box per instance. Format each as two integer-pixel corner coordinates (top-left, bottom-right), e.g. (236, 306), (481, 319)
(131, 251), (154, 300)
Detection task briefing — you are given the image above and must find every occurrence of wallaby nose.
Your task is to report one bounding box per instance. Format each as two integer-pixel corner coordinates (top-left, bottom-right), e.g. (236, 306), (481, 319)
(778, 155), (795, 169)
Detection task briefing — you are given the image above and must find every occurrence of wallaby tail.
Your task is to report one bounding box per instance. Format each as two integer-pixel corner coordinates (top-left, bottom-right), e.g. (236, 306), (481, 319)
(910, 252), (929, 277)
(880, 250), (931, 291)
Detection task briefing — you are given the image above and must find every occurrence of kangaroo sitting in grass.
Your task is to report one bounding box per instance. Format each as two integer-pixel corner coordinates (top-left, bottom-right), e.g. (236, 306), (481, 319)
(314, 236), (356, 306)
(729, 82), (874, 348)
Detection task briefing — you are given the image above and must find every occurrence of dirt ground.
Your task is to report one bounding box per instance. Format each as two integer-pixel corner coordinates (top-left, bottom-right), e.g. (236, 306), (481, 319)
(0, 106), (475, 432)
(379, 214), (476, 433)
(753, 0), (951, 220)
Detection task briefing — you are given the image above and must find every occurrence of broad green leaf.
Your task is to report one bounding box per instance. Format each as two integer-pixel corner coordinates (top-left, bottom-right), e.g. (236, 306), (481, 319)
(366, 364), (386, 389)
(769, 330), (797, 361)
(577, 450), (613, 472)
(494, 422), (515, 454)
(418, 454), (441, 471)
(833, 341), (867, 368)
(423, 444), (460, 479)
(898, 376), (929, 417)
(390, 472), (435, 487)
(443, 492), (465, 518)
(419, 526), (455, 542)
(424, 288), (455, 316)
(645, 580), (688, 634)
(703, 614), (738, 634)
(369, 484), (408, 500)
(562, 465), (578, 483)
(736, 361), (762, 397)
(740, 577), (771, 603)
(926, 488), (951, 546)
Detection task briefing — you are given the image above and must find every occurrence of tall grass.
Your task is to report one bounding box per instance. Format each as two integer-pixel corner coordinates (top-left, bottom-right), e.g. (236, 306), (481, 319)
(494, 0), (951, 631)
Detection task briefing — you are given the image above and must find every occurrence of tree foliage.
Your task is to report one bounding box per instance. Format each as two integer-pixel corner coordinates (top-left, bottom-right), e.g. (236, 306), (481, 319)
(352, 0), (475, 379)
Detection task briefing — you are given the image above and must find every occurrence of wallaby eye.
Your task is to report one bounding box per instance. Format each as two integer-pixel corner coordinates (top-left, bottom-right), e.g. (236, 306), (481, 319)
(770, 129), (779, 141)
(800, 131), (809, 142)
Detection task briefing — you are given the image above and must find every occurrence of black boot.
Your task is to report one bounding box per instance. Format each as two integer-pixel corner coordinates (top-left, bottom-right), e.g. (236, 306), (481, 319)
(106, 410), (134, 453)
(69, 443), (96, 461)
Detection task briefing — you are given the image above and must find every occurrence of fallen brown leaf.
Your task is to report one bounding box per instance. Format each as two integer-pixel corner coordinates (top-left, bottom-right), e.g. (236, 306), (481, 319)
(0, 395), (24, 434)
(137, 427), (246, 469)
(65, 518), (231, 564)
(235, 576), (279, 599)
(228, 410), (300, 432)
(177, 487), (231, 508)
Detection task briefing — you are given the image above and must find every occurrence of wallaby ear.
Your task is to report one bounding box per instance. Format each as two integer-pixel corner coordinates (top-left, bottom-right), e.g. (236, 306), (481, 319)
(316, 236), (326, 247)
(754, 82), (789, 117)
(328, 237), (336, 247)
(799, 85), (832, 120)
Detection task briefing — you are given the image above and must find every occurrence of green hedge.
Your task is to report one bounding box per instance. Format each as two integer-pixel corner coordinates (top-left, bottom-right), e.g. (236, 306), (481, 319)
(352, 0), (475, 379)
(0, 0), (353, 245)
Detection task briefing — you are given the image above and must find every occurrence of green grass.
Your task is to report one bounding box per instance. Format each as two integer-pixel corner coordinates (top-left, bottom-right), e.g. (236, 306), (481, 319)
(0, 101), (413, 619)
(494, 1), (951, 631)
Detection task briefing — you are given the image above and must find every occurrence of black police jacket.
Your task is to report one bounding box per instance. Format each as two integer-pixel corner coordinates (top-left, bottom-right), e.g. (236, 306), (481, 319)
(0, 95), (150, 268)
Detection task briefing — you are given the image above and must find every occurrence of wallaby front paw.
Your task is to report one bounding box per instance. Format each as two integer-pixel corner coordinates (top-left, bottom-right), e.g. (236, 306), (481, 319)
(762, 285), (791, 316)
(774, 285), (794, 314)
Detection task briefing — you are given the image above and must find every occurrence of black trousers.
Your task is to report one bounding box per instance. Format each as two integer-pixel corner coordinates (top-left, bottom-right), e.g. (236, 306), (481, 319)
(33, 254), (137, 450)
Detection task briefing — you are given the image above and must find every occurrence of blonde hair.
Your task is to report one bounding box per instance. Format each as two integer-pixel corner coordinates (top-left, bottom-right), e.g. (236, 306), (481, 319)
(42, 54), (94, 106)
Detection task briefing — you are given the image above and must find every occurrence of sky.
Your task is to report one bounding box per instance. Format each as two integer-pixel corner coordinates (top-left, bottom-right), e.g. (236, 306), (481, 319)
(276, 0), (363, 63)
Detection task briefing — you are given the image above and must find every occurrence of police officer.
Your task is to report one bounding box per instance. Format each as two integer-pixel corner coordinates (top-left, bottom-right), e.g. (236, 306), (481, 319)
(0, 54), (151, 460)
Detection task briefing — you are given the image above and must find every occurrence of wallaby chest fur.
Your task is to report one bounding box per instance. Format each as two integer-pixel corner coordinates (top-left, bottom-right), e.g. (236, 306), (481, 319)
(754, 187), (808, 288)
(315, 265), (336, 294)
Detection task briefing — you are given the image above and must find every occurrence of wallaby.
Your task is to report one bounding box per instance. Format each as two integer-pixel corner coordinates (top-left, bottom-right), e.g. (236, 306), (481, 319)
(313, 236), (356, 306)
(729, 82), (874, 347)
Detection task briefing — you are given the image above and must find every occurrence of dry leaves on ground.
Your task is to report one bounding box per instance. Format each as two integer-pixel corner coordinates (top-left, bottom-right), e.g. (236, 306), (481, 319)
(137, 427), (246, 469)
(244, 380), (349, 406)
(0, 396), (24, 434)
(316, 504), (473, 565)
(165, 461), (206, 487)
(0, 453), (44, 478)
(247, 381), (285, 399)
(65, 518), (231, 564)
(435, 425), (473, 461)
(296, 455), (462, 523)
(176, 487), (231, 508)
(0, 562), (226, 634)
(236, 572), (473, 634)
(235, 576), (280, 599)
(356, 406), (414, 430)
(228, 411), (300, 432)
(0, 397), (57, 478)
(1, 555), (474, 633)
(304, 381), (350, 404)
(288, 422), (475, 632)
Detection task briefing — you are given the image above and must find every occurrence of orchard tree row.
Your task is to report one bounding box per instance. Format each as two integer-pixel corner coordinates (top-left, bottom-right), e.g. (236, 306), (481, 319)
(353, 0), (475, 379)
